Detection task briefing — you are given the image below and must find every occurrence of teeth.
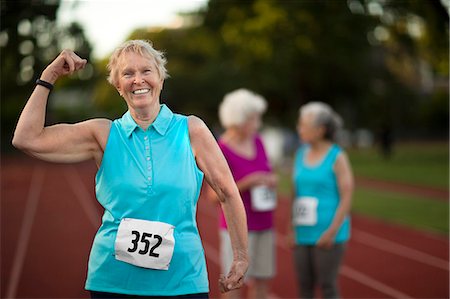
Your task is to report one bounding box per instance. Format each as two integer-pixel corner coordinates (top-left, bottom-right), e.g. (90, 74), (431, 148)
(132, 89), (150, 95)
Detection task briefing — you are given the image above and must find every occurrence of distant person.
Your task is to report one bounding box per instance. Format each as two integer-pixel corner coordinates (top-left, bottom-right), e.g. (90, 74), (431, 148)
(290, 102), (354, 299)
(207, 89), (277, 299)
(206, 89), (277, 299)
(12, 40), (248, 298)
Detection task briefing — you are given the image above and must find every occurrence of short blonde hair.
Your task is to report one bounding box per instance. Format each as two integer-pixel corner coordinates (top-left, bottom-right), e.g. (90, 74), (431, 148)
(299, 101), (343, 141)
(107, 40), (169, 86)
(219, 88), (267, 128)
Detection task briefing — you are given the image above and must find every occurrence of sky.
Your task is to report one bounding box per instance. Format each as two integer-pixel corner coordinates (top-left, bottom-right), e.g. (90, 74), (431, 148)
(57, 0), (207, 59)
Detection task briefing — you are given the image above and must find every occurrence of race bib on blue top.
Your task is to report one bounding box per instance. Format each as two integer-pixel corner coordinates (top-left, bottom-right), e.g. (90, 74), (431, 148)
(115, 218), (175, 270)
(293, 197), (318, 226)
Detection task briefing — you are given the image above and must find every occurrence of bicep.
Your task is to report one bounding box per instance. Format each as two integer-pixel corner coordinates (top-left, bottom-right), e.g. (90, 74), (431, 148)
(189, 117), (237, 200)
(27, 119), (110, 163)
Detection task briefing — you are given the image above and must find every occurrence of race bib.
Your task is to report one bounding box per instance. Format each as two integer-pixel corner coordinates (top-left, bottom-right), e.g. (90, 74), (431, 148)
(115, 218), (175, 270)
(251, 185), (277, 212)
(293, 197), (318, 226)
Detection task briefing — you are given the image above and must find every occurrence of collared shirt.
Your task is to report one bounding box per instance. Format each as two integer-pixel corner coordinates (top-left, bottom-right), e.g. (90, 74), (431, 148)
(85, 104), (208, 296)
(116, 105), (174, 194)
(121, 104), (172, 137)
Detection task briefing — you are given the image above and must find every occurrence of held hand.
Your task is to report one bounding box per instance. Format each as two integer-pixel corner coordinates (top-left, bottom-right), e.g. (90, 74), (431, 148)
(263, 173), (278, 189)
(316, 230), (336, 249)
(218, 258), (248, 293)
(41, 50), (87, 83)
(252, 172), (278, 188)
(286, 227), (296, 249)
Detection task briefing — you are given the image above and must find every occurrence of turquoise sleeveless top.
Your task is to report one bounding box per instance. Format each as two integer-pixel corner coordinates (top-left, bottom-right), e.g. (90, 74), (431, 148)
(85, 105), (208, 296)
(292, 144), (350, 245)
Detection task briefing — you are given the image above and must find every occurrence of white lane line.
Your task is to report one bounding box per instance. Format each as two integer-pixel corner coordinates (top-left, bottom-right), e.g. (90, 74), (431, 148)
(6, 166), (45, 299)
(275, 232), (416, 299)
(353, 229), (449, 271)
(199, 205), (283, 299)
(276, 201), (448, 269)
(65, 166), (101, 228)
(202, 239), (281, 299)
(204, 199), (447, 298)
(340, 265), (414, 299)
(197, 204), (221, 267)
(275, 233), (291, 251)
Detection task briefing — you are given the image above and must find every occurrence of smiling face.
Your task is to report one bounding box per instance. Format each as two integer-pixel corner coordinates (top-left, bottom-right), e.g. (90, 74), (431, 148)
(115, 51), (164, 110)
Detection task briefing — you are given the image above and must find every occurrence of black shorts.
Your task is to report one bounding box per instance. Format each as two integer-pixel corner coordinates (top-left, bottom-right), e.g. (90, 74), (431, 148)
(90, 291), (209, 299)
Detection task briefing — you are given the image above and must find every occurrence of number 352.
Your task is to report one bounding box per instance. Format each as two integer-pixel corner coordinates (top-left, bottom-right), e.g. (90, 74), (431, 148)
(127, 230), (162, 257)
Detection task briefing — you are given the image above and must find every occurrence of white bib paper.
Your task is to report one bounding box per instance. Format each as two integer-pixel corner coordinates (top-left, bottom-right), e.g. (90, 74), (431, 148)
(250, 185), (277, 212)
(115, 218), (175, 270)
(293, 197), (318, 226)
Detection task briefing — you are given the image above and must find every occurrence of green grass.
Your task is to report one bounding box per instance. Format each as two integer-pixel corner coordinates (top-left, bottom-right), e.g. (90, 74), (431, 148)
(348, 142), (449, 189)
(353, 187), (449, 235)
(276, 142), (449, 234)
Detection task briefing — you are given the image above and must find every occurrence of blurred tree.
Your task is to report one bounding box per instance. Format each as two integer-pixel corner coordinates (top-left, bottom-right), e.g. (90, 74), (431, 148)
(92, 0), (448, 140)
(209, 0), (378, 127)
(367, 0), (449, 139)
(1, 0), (95, 151)
(91, 56), (127, 117)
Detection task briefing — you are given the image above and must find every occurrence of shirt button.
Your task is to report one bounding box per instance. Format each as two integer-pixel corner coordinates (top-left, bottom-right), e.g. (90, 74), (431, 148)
(144, 136), (148, 140)
(147, 177), (151, 181)
(145, 146), (149, 150)
(146, 157), (150, 161)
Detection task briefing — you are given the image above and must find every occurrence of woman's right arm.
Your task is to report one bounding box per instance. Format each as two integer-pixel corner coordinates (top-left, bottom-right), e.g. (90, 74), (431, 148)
(12, 50), (110, 164)
(188, 116), (248, 293)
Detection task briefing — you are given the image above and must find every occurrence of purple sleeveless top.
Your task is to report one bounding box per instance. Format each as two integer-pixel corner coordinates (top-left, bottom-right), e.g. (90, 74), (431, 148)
(218, 134), (274, 231)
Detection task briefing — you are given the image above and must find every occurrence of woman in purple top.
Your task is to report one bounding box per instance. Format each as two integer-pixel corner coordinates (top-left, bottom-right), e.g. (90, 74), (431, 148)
(213, 89), (277, 299)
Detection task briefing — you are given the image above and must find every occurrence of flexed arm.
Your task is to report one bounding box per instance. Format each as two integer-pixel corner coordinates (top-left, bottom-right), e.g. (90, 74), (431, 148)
(12, 50), (111, 165)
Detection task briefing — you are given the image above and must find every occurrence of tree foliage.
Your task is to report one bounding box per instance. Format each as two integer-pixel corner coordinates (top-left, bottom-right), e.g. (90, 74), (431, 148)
(93, 0), (448, 139)
(3, 0), (447, 151)
(1, 0), (94, 151)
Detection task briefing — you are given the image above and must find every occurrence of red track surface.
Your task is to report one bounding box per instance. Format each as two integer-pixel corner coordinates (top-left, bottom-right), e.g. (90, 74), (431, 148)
(2, 157), (448, 298)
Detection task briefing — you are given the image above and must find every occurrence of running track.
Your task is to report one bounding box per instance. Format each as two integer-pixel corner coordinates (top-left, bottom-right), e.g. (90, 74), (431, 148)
(2, 157), (448, 298)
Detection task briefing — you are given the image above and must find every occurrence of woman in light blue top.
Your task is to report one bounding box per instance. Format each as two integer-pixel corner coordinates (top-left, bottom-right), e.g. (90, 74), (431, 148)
(291, 102), (354, 299)
(12, 40), (248, 298)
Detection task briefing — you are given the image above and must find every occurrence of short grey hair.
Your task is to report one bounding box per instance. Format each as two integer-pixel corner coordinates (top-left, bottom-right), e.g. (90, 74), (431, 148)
(107, 40), (169, 87)
(299, 101), (343, 141)
(219, 88), (267, 128)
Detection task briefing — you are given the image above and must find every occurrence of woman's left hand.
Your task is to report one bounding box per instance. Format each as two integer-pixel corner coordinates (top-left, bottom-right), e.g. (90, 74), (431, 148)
(316, 230), (336, 249)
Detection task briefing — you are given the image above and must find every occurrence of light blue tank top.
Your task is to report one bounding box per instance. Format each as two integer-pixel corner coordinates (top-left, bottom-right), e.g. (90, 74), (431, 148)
(85, 105), (208, 296)
(292, 144), (350, 245)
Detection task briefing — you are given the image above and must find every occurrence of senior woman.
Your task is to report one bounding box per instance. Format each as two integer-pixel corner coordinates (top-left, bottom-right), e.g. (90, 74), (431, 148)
(208, 89), (277, 299)
(291, 102), (354, 299)
(12, 40), (248, 298)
